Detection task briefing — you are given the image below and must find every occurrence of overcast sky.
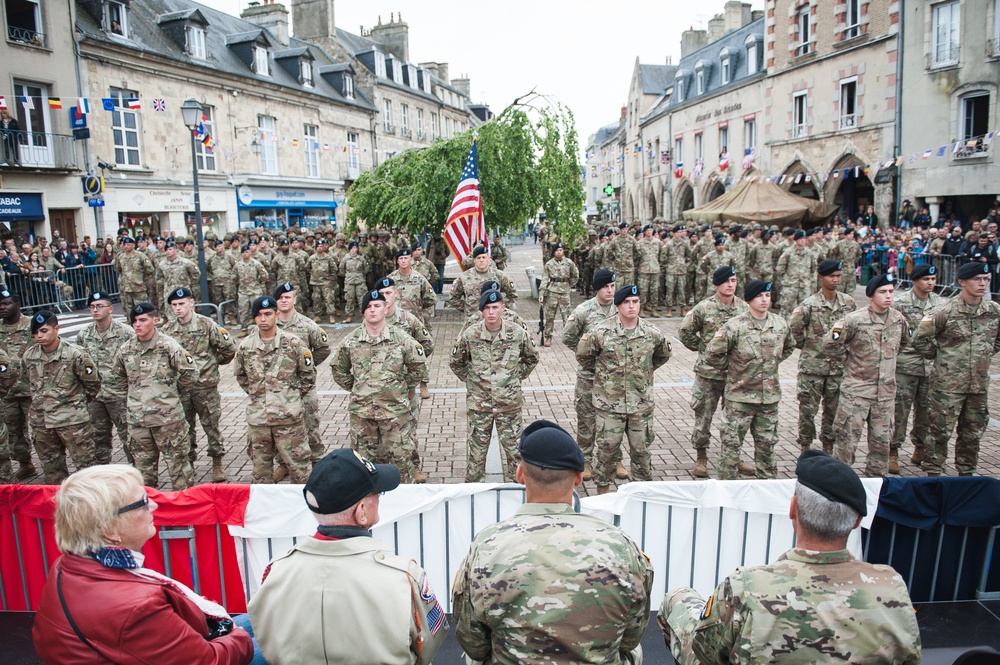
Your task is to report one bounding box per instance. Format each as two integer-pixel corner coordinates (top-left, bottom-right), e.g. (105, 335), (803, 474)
(198, 0), (765, 144)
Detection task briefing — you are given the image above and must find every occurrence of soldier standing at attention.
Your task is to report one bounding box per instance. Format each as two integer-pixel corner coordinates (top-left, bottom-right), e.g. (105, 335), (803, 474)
(449, 245), (518, 317)
(450, 289), (538, 482)
(332, 289), (426, 482)
(706, 280), (795, 480)
(680, 266), (750, 479)
(453, 420), (653, 665)
(155, 241), (200, 317)
(410, 243), (439, 320)
(788, 259), (858, 454)
(234, 296), (315, 484)
(606, 222), (638, 288)
(700, 236), (736, 299)
(112, 303), (197, 490)
(891, 264), (943, 472)
(746, 230), (777, 283)
(386, 247), (436, 334)
(113, 236), (155, 316)
(235, 244), (270, 334)
(0, 346), (18, 482)
(776, 230), (817, 313)
(636, 225), (661, 317)
(577, 285), (671, 493)
(459, 281), (531, 337)
(340, 241), (369, 323)
(490, 234), (509, 271)
(0, 289), (35, 479)
(837, 228), (863, 294)
(207, 240), (238, 326)
(306, 238), (339, 325)
(162, 287), (237, 483)
(539, 242), (580, 347)
(662, 225), (690, 317)
(75, 291), (136, 465)
(23, 311), (101, 484)
(660, 450), (921, 665)
(912, 261), (1000, 476)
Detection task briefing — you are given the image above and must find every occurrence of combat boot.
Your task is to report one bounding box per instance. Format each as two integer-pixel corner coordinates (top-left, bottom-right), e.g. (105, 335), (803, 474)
(888, 452), (900, 475)
(681, 306), (688, 317)
(14, 462), (36, 481)
(342, 317), (353, 324)
(413, 469), (427, 483)
(420, 382), (430, 399)
(582, 463), (592, 481)
(595, 484), (611, 495)
(211, 457), (228, 483)
(544, 337), (552, 347)
(910, 447), (923, 466)
(329, 315), (336, 325)
(738, 460), (756, 476)
(272, 464), (289, 483)
(615, 461), (629, 479)
(693, 450), (709, 479)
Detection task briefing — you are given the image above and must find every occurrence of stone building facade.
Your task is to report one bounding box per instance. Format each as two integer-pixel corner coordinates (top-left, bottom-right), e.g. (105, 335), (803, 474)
(585, 117), (625, 222)
(622, 59), (675, 223)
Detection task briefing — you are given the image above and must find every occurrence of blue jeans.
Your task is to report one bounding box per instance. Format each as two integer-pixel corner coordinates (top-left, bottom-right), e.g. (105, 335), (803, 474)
(232, 613), (269, 665)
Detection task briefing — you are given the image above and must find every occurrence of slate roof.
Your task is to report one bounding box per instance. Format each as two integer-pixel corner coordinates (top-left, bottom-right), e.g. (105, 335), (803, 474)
(639, 64), (677, 95)
(333, 27), (446, 105)
(671, 18), (764, 107)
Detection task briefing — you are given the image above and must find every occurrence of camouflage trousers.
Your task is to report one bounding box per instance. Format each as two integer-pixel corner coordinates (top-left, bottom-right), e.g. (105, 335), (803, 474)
(542, 291), (571, 340)
(466, 408), (520, 483)
(120, 290), (147, 320)
(796, 372), (844, 451)
(687, 271), (697, 305)
(719, 400), (778, 480)
(89, 396), (133, 465)
(638, 273), (660, 309)
(840, 271), (858, 294)
(689, 376), (725, 452)
(130, 419), (195, 490)
(574, 374), (624, 469)
(659, 588), (709, 665)
(344, 283), (367, 319)
(780, 283), (812, 314)
(248, 420), (312, 484)
(350, 413), (415, 483)
(310, 281), (338, 318)
(237, 291), (258, 328)
(594, 409), (653, 486)
(616, 269), (636, 291)
(211, 284), (238, 323)
(180, 386), (225, 462)
(145, 277), (160, 310)
(924, 389), (989, 476)
(33, 421), (97, 485)
(0, 421), (9, 482)
(695, 274), (708, 303)
(303, 387), (325, 462)
(410, 392), (423, 472)
(892, 373), (932, 457)
(664, 274), (687, 309)
(833, 393), (894, 477)
(3, 396), (31, 465)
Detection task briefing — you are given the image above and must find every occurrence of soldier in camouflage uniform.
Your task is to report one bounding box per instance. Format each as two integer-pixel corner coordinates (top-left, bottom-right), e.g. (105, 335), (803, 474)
(235, 244), (270, 332)
(636, 226), (661, 316)
(448, 245), (518, 317)
(0, 346), (18, 482)
(207, 240), (238, 325)
(539, 243), (580, 346)
(890, 264), (943, 472)
(341, 241), (370, 323)
(0, 289), (35, 479)
(75, 291), (136, 465)
(162, 287), (237, 483)
(662, 226), (690, 317)
(605, 223), (638, 288)
(691, 227), (714, 304)
(331, 233), (349, 313)
(837, 229), (863, 294)
(386, 248), (436, 326)
(825, 273), (908, 477)
(459, 281), (531, 337)
(490, 235), (509, 271)
(112, 303), (197, 490)
(745, 230), (777, 282)
(155, 242), (200, 319)
(577, 285), (671, 492)
(775, 231), (817, 313)
(788, 260), (858, 454)
(680, 266), (750, 479)
(706, 281), (795, 479)
(270, 239), (304, 299)
(113, 236), (155, 317)
(726, 226), (748, 283)
(306, 239), (339, 324)
(22, 311), (101, 484)
(234, 296), (315, 484)
(700, 236), (736, 299)
(660, 450), (921, 665)
(453, 420), (653, 665)
(332, 290), (426, 483)
(579, 231), (597, 297)
(451, 290), (538, 482)
(912, 261), (1000, 476)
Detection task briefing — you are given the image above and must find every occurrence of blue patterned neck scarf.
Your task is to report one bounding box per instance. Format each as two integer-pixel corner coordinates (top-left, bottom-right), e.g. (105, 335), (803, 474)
(89, 546), (140, 569)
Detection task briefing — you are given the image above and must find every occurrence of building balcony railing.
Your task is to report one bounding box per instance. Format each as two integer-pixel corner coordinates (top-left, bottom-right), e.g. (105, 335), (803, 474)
(928, 45), (960, 68)
(416, 130), (425, 140)
(337, 160), (373, 180)
(839, 113), (857, 130)
(792, 123), (808, 138)
(1, 131), (80, 170)
(7, 25), (45, 46)
(383, 124), (395, 135)
(400, 127), (411, 138)
(953, 140), (991, 160)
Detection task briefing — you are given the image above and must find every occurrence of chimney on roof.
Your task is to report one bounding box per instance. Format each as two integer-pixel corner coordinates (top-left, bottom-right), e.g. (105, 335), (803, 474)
(451, 76), (471, 98)
(418, 61), (448, 83)
(370, 12), (409, 61)
(665, 55), (672, 65)
(751, 9), (763, 21)
(621, 105), (627, 121)
(680, 27), (708, 58)
(290, 0), (334, 42)
(707, 14), (724, 42)
(724, 1), (753, 32)
(242, 1), (290, 46)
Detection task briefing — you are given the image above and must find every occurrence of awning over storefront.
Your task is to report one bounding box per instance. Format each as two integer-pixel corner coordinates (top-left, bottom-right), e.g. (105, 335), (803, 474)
(0, 193), (44, 221)
(236, 184), (337, 209)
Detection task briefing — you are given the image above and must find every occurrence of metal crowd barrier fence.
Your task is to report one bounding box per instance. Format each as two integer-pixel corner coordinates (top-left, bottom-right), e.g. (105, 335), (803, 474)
(859, 251), (999, 298)
(3, 270), (68, 313)
(2, 265), (121, 314)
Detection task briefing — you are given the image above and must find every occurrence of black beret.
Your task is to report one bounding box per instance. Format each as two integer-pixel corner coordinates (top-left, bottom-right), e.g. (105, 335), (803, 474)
(618, 222), (627, 229)
(472, 245), (488, 258)
(272, 282), (295, 299)
(614, 284), (639, 305)
(910, 264), (937, 280)
(279, 238), (290, 246)
(865, 272), (895, 298)
(551, 242), (564, 256)
(215, 240), (225, 247)
(479, 289), (503, 310)
(166, 287), (194, 303)
(783, 227), (796, 236)
(958, 261), (990, 280)
(713, 235), (725, 246)
(316, 238), (329, 245)
(729, 225), (742, 235)
(744, 280), (772, 302)
(251, 296), (277, 317)
(130, 302), (157, 323)
(518, 420), (585, 472)
(88, 291), (112, 305)
(793, 230), (806, 240)
(119, 236), (135, 244)
(593, 268), (616, 291)
(818, 259), (843, 276)
(241, 244), (251, 253)
(0, 288), (14, 301)
(361, 289), (387, 312)
(249, 239), (258, 246)
(304, 449), (400, 515)
(396, 248), (411, 258)
(796, 450), (867, 517)
(480, 280), (501, 295)
(375, 277), (394, 291)
(642, 224), (652, 232)
(348, 241), (359, 249)
(30, 310), (57, 334)
(713, 265), (736, 286)
(164, 241), (176, 249)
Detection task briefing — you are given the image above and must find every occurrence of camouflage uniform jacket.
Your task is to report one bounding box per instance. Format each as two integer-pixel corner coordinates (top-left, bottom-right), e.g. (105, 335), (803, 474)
(776, 246), (817, 286)
(682, 548), (920, 665)
(892, 289), (944, 377)
(661, 238), (690, 275)
(788, 291), (858, 375)
(562, 297), (616, 380)
(540, 257), (580, 295)
(450, 319), (539, 413)
(837, 240), (862, 271)
(453, 503), (653, 665)
(206, 251), (236, 289)
(270, 252), (304, 288)
(385, 308), (434, 357)
(449, 266), (518, 316)
(588, 243), (607, 271)
(824, 306), (908, 401)
(576, 316), (671, 416)
(459, 309), (529, 337)
(113, 249), (154, 292)
(746, 243), (778, 279)
(701, 249), (736, 277)
(111, 330), (196, 428)
(0, 347), (19, 401)
(23, 341), (100, 428)
(332, 324), (426, 420)
(412, 256), (438, 286)
(606, 234), (638, 276)
(75, 320), (135, 400)
(235, 257), (269, 293)
(234, 328), (315, 427)
(276, 311), (332, 365)
(341, 253), (370, 286)
(0, 315), (33, 398)
(306, 252), (339, 285)
(386, 269), (436, 320)
(161, 313), (237, 389)
(636, 237), (661, 274)
(680, 295), (749, 381)
(705, 313), (795, 405)
(491, 243), (509, 271)
(155, 256), (199, 293)
(728, 239), (747, 276)
(912, 295), (1000, 394)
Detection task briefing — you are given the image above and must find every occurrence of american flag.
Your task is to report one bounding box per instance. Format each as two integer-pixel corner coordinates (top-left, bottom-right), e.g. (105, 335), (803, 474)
(444, 141), (487, 270)
(152, 98), (166, 112)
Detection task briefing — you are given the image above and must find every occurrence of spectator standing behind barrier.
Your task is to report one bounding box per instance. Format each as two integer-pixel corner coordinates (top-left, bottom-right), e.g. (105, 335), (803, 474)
(0, 289), (35, 479)
(912, 262), (1000, 476)
(248, 450), (446, 665)
(659, 450), (921, 665)
(453, 420), (653, 665)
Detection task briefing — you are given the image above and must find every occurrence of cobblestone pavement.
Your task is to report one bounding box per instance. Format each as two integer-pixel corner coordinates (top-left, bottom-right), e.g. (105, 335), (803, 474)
(24, 238), (1000, 494)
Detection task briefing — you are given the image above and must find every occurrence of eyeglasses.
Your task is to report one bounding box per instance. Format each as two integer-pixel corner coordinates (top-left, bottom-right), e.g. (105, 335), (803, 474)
(116, 493), (149, 515)
(88, 304), (110, 311)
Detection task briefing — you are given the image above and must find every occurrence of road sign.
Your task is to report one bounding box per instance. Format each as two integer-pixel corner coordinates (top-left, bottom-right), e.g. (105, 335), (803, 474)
(87, 197), (105, 207)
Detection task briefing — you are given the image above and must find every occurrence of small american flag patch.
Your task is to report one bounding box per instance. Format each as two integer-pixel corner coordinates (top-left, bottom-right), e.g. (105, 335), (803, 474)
(426, 601), (445, 635)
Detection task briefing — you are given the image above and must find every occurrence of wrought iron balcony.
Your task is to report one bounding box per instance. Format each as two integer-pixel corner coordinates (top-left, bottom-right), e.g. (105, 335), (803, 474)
(953, 139), (991, 160)
(927, 45), (960, 68)
(0, 131), (80, 170)
(7, 25), (44, 46)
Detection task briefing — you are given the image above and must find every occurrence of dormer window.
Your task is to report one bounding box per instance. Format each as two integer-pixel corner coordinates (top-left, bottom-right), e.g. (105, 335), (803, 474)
(745, 34), (760, 74)
(420, 69), (431, 94)
(187, 26), (206, 59)
(344, 74), (355, 99)
(254, 45), (270, 76)
(374, 51), (386, 77)
(107, 1), (128, 38)
(675, 71), (688, 103)
(392, 59), (403, 84)
(300, 59), (313, 87)
(694, 60), (710, 95)
(407, 65), (418, 89)
(720, 47), (734, 85)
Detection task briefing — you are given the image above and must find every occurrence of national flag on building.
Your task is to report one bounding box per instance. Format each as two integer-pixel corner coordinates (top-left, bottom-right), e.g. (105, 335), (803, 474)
(0, 96), (6, 110)
(75, 98), (90, 118)
(126, 99), (141, 110)
(101, 98), (115, 111)
(922, 149), (932, 160)
(48, 98), (62, 109)
(444, 141), (487, 270)
(20, 95), (33, 110)
(935, 145), (946, 157)
(153, 98), (166, 112)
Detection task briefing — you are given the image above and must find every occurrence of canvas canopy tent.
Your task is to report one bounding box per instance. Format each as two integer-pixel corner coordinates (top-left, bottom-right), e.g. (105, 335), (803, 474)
(683, 180), (838, 227)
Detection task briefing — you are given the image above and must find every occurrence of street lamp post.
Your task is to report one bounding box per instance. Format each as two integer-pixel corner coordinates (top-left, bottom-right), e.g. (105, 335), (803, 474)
(180, 98), (210, 307)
